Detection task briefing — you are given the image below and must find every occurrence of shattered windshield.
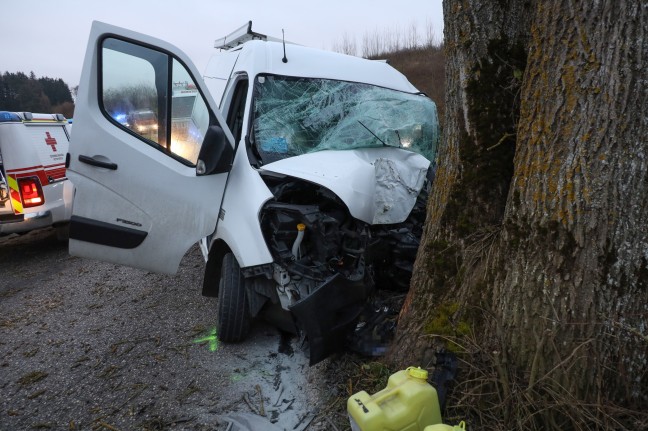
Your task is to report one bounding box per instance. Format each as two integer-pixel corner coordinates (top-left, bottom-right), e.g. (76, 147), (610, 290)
(252, 75), (439, 164)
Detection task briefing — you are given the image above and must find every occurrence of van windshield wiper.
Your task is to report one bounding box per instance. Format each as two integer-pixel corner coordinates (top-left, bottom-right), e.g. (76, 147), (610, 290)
(357, 120), (397, 148)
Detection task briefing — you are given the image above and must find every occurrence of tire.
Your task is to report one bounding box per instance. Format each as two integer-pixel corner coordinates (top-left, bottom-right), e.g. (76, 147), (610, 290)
(217, 253), (251, 342)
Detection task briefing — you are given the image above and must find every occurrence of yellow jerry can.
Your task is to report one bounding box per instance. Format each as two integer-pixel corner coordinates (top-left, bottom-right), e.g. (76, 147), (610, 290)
(424, 421), (466, 431)
(348, 366), (442, 431)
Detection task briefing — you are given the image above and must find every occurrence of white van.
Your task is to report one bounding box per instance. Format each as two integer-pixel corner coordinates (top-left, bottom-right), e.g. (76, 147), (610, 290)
(67, 22), (439, 363)
(0, 111), (73, 237)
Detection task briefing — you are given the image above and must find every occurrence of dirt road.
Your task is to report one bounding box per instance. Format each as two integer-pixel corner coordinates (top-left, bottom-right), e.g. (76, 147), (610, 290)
(0, 228), (334, 430)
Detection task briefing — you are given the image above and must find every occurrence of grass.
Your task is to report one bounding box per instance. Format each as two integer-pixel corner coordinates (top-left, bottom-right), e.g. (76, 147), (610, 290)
(428, 326), (648, 430)
(314, 354), (394, 430)
(317, 325), (648, 431)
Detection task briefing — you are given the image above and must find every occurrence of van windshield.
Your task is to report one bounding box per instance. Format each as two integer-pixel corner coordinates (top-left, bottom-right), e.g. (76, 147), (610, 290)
(252, 75), (439, 164)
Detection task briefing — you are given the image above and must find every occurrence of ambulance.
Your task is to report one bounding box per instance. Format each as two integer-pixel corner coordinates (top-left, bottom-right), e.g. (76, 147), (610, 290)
(0, 111), (73, 237)
(67, 22), (439, 363)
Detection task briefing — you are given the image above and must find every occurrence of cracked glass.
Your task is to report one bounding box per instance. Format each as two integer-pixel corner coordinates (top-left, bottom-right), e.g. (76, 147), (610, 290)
(252, 75), (439, 164)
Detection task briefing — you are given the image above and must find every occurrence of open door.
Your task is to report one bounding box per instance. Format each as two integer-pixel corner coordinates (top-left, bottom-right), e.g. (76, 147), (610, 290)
(67, 21), (234, 274)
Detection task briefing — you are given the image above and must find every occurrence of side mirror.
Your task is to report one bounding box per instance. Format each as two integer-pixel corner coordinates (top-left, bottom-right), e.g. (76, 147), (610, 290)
(196, 125), (234, 176)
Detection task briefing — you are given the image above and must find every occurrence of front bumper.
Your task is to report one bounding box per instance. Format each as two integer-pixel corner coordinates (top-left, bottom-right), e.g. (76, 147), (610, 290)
(289, 274), (368, 365)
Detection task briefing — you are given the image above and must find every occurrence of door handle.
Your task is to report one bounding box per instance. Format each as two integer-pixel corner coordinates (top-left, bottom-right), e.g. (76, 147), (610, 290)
(78, 155), (118, 170)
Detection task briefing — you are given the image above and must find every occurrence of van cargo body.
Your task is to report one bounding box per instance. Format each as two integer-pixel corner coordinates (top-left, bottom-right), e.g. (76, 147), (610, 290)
(0, 112), (73, 235)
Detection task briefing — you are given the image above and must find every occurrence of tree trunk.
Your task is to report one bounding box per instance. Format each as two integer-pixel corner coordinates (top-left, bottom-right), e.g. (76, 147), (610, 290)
(390, 0), (647, 428)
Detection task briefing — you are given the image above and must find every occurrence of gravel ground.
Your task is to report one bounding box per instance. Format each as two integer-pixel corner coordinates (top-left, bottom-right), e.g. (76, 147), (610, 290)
(0, 228), (339, 431)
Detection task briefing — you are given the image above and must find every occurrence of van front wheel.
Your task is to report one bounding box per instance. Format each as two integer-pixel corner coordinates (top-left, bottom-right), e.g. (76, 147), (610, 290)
(217, 253), (251, 342)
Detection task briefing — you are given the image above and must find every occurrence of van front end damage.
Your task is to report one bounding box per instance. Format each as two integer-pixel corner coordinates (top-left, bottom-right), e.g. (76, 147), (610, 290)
(253, 167), (428, 364)
(211, 43), (440, 364)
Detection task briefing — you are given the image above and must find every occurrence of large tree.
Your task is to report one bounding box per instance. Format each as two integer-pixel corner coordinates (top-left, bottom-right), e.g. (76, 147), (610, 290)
(390, 0), (647, 428)
(38, 76), (73, 106)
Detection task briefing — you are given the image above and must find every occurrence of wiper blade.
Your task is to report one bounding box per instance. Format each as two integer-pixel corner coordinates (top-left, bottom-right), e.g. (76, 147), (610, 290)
(358, 120), (390, 147)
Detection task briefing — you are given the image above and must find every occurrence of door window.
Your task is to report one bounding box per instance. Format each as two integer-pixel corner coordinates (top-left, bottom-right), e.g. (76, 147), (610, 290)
(170, 60), (208, 164)
(101, 38), (210, 165)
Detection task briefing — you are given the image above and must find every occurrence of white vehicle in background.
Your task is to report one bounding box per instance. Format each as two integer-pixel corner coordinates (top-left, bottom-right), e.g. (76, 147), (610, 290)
(67, 21), (439, 363)
(0, 111), (73, 238)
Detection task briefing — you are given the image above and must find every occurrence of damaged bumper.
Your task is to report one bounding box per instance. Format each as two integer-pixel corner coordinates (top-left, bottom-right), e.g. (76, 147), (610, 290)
(289, 274), (368, 365)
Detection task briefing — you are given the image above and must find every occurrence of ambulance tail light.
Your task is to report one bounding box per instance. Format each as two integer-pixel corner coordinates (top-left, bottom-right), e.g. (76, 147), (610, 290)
(18, 177), (44, 208)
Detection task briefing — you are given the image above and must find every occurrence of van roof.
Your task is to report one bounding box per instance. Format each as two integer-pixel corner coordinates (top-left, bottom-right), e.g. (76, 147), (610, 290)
(218, 40), (418, 94)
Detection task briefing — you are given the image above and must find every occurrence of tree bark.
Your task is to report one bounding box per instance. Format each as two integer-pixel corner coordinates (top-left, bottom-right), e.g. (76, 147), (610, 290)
(390, 0), (647, 427)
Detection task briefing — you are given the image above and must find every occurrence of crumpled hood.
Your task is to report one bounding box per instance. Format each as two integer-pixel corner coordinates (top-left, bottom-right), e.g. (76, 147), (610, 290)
(259, 148), (430, 224)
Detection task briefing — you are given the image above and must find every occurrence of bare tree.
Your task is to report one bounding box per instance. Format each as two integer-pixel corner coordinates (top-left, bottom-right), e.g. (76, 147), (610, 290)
(332, 32), (358, 56)
(385, 26), (402, 54)
(424, 17), (438, 48)
(406, 21), (419, 50)
(362, 28), (386, 58)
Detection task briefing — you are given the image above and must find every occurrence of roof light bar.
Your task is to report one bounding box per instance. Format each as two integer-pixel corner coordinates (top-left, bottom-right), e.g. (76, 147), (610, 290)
(0, 112), (20, 123)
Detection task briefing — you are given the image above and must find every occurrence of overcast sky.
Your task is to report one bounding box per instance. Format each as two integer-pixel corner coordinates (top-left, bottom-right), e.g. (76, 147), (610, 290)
(0, 0), (443, 88)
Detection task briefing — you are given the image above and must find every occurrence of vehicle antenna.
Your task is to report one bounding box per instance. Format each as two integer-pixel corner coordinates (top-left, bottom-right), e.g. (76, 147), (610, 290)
(282, 29), (288, 63)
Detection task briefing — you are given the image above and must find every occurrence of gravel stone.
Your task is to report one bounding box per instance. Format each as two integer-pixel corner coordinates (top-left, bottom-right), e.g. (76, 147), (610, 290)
(0, 228), (333, 430)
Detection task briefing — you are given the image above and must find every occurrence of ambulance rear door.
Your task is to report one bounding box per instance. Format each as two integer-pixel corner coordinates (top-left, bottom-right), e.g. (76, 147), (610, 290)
(21, 114), (69, 184)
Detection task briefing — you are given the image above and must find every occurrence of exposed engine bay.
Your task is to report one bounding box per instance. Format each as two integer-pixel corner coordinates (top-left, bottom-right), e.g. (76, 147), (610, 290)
(253, 173), (428, 364)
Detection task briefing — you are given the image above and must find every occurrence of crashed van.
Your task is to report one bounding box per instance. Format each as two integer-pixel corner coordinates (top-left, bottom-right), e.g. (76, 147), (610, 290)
(0, 111), (73, 237)
(67, 21), (439, 364)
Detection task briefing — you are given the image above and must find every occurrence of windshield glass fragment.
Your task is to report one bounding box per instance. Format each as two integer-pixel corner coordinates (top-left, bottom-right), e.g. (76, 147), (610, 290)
(252, 75), (439, 164)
